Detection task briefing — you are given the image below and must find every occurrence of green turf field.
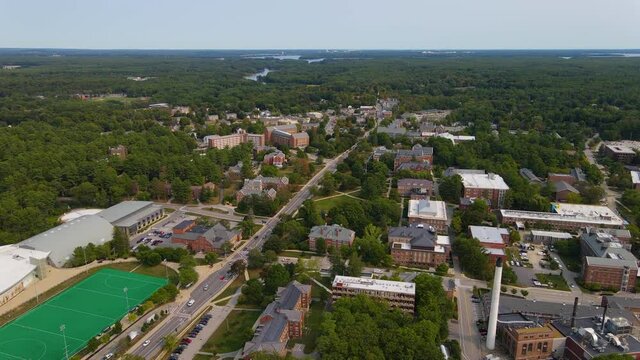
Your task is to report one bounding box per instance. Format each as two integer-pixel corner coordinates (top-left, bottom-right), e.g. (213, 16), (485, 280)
(0, 268), (167, 360)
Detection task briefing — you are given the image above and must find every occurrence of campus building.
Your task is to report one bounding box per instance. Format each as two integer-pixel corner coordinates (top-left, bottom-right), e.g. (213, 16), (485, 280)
(308, 224), (356, 252)
(393, 144), (433, 171)
(236, 176), (289, 202)
(581, 229), (638, 292)
(602, 143), (636, 163)
(459, 172), (509, 208)
(407, 199), (448, 233)
(388, 226), (450, 268)
(205, 128), (265, 149)
(497, 313), (565, 360)
(468, 226), (510, 262)
(0, 245), (49, 306)
(97, 201), (165, 236)
(171, 221), (241, 253)
(241, 281), (311, 358)
(264, 124), (309, 148)
(499, 203), (625, 231)
(332, 276), (416, 313)
(397, 178), (433, 197)
(263, 150), (286, 168)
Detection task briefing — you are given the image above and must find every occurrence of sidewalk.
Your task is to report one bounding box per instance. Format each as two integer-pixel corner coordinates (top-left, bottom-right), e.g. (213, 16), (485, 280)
(179, 289), (243, 360)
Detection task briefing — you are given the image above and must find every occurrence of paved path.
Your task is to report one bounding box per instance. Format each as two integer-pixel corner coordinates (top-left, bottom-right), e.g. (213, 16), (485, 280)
(179, 288), (243, 360)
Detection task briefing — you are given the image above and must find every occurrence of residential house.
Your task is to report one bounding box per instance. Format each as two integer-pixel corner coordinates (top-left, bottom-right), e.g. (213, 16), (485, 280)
(237, 176), (289, 202)
(263, 150), (286, 168)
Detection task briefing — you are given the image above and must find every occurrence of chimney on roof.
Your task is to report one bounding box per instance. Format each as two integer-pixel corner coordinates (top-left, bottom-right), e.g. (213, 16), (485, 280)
(571, 297), (579, 328)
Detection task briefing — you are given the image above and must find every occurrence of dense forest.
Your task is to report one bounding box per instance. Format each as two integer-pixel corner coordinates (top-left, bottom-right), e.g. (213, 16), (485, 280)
(1, 53), (640, 244)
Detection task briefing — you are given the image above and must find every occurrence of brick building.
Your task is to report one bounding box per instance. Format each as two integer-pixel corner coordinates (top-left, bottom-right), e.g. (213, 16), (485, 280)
(388, 226), (450, 268)
(241, 281), (311, 358)
(459, 172), (509, 208)
(393, 144), (433, 171)
(171, 221), (241, 253)
(397, 179), (433, 196)
(236, 176), (289, 202)
(468, 225), (509, 262)
(308, 224), (355, 252)
(263, 150), (286, 168)
(499, 203), (625, 231)
(264, 124), (309, 148)
(497, 313), (565, 360)
(581, 229), (638, 291)
(407, 199), (448, 233)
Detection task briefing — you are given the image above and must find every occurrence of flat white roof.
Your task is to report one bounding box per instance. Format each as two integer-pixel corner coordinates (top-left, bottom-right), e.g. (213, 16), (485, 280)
(501, 203), (624, 227)
(0, 245), (49, 295)
(605, 144), (636, 154)
(332, 275), (415, 295)
(408, 199), (448, 221)
(469, 226), (508, 245)
(484, 248), (506, 256)
(530, 230), (573, 239)
(460, 172), (509, 190)
(631, 171), (640, 185)
(437, 235), (451, 246)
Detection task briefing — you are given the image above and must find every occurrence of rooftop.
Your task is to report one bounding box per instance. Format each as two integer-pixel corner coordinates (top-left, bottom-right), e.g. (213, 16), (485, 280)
(97, 201), (155, 223)
(530, 230), (573, 239)
(308, 224), (355, 243)
(631, 171), (640, 185)
(605, 144), (636, 155)
(397, 178), (433, 187)
(332, 275), (416, 295)
(19, 215), (114, 267)
(407, 199), (448, 221)
(460, 172), (510, 190)
(469, 226), (509, 245)
(0, 245), (50, 294)
(500, 203), (625, 227)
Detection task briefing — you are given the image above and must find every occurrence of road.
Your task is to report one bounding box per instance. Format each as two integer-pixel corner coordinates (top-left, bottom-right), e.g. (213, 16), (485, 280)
(583, 133), (619, 210)
(123, 135), (363, 360)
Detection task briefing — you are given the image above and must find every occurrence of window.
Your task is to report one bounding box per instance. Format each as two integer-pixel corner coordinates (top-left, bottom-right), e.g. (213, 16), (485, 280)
(521, 345), (527, 355)
(537, 342), (542, 351)
(528, 343), (533, 352)
(542, 342), (548, 352)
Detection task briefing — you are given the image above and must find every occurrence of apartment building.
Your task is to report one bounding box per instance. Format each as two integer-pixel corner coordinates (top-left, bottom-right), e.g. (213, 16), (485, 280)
(331, 276), (416, 313)
(308, 224), (356, 252)
(388, 226), (450, 268)
(459, 172), (509, 208)
(581, 229), (638, 291)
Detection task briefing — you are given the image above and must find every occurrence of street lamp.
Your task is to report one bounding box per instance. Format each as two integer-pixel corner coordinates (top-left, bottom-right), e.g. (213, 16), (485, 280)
(124, 287), (129, 312)
(60, 324), (69, 360)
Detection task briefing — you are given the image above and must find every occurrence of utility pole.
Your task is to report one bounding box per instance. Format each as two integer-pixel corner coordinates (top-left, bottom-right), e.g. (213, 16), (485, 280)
(124, 287), (129, 312)
(60, 324), (69, 360)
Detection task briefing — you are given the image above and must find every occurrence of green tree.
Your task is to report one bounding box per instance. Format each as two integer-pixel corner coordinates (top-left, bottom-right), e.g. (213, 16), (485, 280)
(179, 267), (198, 287)
(241, 278), (265, 305)
(247, 248), (266, 269)
(435, 263), (449, 276)
(315, 238), (327, 255)
(204, 252), (218, 266)
(346, 253), (364, 277)
(263, 263), (291, 295)
(439, 175), (463, 203)
(111, 228), (130, 258)
(162, 334), (178, 352)
(229, 259), (246, 276)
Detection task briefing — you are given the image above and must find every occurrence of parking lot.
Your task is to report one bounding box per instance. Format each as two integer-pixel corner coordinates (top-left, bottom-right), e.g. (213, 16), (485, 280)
(508, 243), (562, 287)
(130, 213), (197, 250)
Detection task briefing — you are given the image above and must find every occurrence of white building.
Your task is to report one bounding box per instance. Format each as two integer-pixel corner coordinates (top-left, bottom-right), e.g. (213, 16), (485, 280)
(499, 203), (625, 231)
(0, 245), (49, 306)
(407, 199), (448, 233)
(331, 275), (416, 313)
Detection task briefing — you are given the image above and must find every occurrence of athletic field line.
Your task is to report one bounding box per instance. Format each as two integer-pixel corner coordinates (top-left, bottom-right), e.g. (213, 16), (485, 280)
(43, 303), (116, 321)
(99, 272), (166, 286)
(11, 323), (84, 343)
(73, 286), (145, 303)
(0, 350), (27, 360)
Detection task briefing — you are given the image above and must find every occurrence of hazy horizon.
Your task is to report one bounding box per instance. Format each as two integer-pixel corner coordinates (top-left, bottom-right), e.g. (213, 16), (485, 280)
(1, 0), (638, 50)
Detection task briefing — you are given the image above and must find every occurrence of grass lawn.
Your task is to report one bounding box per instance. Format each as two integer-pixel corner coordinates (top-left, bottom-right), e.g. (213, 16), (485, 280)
(200, 309), (261, 354)
(557, 253), (582, 273)
(290, 298), (326, 353)
(314, 194), (363, 212)
(280, 250), (314, 259)
(535, 273), (570, 291)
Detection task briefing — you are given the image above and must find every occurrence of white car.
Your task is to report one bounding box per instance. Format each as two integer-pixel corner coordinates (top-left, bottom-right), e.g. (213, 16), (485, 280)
(203, 284), (209, 291)
(104, 353), (114, 360)
(143, 340), (151, 347)
(187, 299), (195, 307)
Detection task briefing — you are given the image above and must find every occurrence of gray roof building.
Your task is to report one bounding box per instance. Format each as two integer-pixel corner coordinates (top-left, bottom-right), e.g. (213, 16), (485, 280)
(308, 224), (355, 245)
(519, 168), (543, 183)
(19, 215), (114, 267)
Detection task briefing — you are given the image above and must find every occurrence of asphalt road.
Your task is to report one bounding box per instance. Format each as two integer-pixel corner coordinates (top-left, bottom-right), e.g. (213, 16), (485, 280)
(124, 137), (360, 360)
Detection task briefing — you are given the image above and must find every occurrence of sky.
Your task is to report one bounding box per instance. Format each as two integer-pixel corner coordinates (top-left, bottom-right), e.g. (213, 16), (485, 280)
(0, 0), (639, 50)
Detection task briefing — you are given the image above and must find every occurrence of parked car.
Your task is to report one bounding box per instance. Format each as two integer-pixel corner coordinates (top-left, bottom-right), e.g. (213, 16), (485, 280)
(187, 299), (195, 307)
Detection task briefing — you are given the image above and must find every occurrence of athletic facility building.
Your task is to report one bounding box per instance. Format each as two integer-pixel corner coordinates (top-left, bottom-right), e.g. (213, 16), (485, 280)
(96, 201), (164, 236)
(0, 245), (49, 306)
(0, 269), (166, 360)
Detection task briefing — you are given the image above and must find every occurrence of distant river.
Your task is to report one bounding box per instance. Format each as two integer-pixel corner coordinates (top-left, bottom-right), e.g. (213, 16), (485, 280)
(244, 68), (272, 81)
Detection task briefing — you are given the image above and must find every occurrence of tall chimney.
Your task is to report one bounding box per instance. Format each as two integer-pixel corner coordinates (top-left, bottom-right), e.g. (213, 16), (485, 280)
(486, 258), (503, 350)
(600, 296), (609, 333)
(570, 297), (579, 328)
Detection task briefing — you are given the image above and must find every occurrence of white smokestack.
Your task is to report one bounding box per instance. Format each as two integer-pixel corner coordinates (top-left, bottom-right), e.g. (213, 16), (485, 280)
(486, 258), (503, 350)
